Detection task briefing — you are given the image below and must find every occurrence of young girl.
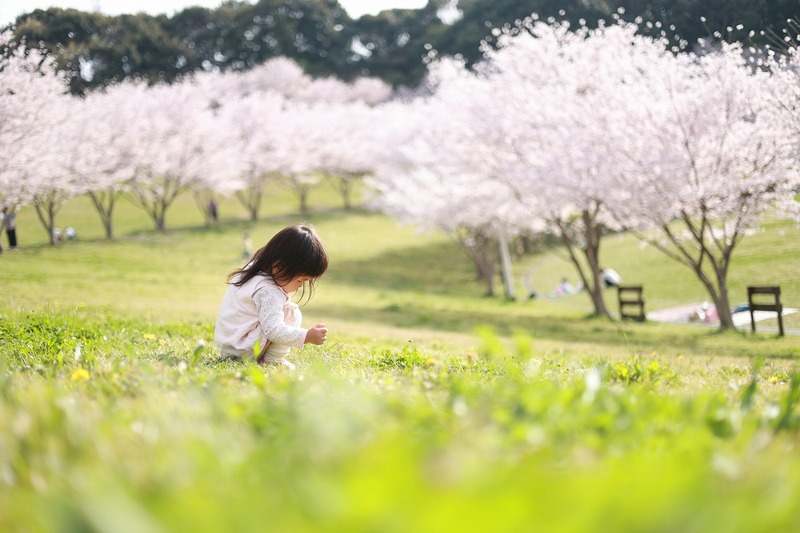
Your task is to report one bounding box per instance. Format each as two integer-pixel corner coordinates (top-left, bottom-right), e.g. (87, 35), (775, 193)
(215, 224), (329, 368)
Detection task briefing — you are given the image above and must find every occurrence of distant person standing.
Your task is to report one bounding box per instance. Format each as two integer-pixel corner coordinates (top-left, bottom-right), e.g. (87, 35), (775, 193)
(552, 277), (576, 297)
(1, 207), (17, 250)
(208, 199), (219, 224)
(241, 231), (254, 261)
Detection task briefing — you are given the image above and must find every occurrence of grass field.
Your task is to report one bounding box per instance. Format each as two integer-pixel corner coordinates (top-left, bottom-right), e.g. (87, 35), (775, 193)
(1, 184), (800, 532)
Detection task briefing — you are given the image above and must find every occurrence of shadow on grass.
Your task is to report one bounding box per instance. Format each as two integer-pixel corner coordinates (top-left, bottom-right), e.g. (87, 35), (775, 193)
(327, 239), (481, 297)
(121, 207), (364, 238)
(315, 301), (800, 359)
(12, 206), (369, 249)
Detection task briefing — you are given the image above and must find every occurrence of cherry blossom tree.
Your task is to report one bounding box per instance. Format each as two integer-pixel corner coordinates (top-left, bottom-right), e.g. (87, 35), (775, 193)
(199, 57), (393, 218)
(608, 40), (798, 330)
(0, 30), (74, 244)
(467, 18), (691, 317)
(25, 130), (78, 245)
(373, 15), (794, 322)
(187, 107), (244, 226)
(197, 56), (392, 105)
(214, 91), (291, 221)
(313, 101), (383, 210)
(383, 20), (649, 311)
(267, 101), (326, 216)
(369, 85), (532, 297)
(197, 57), (312, 102)
(65, 84), (141, 239)
(124, 81), (220, 231)
(264, 87), (391, 215)
(764, 49), (800, 222)
(416, 58), (537, 299)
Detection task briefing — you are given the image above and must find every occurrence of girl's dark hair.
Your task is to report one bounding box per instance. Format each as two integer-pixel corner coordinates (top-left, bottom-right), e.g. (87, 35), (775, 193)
(228, 225), (328, 299)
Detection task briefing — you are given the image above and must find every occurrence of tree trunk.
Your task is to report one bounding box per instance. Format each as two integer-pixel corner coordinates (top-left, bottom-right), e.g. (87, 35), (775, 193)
(453, 227), (497, 297)
(104, 219), (113, 240)
(235, 172), (266, 221)
(155, 209), (166, 232)
(33, 194), (60, 246)
(299, 188), (309, 216)
(87, 190), (116, 240)
(284, 174), (316, 216)
(236, 188), (261, 221)
(473, 251), (496, 297)
(693, 260), (736, 331)
(193, 190), (220, 226)
(340, 176), (353, 210)
(127, 176), (182, 233)
(555, 208), (610, 318)
(581, 209), (609, 317)
(151, 198), (168, 232)
(654, 214), (739, 332)
(495, 222), (516, 300)
(714, 278), (735, 331)
(483, 264), (496, 297)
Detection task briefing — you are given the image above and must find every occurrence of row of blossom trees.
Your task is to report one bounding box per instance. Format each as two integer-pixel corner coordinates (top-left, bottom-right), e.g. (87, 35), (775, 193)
(367, 16), (800, 330)
(0, 31), (391, 242)
(3, 16), (800, 330)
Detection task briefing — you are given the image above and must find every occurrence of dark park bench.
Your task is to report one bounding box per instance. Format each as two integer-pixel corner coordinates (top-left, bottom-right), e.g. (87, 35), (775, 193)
(618, 285), (645, 321)
(747, 286), (784, 336)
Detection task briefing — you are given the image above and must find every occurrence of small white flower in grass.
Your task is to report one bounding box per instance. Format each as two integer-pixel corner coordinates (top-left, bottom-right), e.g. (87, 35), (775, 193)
(526, 426), (546, 446)
(191, 340), (206, 366)
(74, 343), (82, 362)
(452, 395), (468, 417)
(582, 367), (602, 403)
(586, 367), (602, 392)
(763, 402), (781, 421)
(711, 453), (740, 480)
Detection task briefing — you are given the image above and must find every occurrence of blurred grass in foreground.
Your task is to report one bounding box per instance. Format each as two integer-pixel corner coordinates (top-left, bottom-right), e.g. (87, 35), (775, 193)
(1, 308), (799, 532)
(1, 188), (799, 531)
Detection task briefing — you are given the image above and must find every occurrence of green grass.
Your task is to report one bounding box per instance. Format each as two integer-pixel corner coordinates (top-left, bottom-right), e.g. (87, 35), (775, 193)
(523, 219), (800, 330)
(1, 186), (800, 532)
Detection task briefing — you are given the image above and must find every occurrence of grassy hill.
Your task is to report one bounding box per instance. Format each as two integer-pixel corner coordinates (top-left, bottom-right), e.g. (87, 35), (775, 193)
(3, 181), (798, 340)
(1, 184), (800, 531)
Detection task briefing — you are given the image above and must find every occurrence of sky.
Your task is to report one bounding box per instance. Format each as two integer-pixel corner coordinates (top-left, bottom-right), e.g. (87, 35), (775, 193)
(0, 0), (429, 27)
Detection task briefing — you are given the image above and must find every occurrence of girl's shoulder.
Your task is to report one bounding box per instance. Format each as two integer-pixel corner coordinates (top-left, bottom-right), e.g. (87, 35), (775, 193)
(243, 274), (282, 297)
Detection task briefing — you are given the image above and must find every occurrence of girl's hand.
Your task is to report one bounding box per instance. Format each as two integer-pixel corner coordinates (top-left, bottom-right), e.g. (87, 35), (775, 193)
(305, 324), (328, 345)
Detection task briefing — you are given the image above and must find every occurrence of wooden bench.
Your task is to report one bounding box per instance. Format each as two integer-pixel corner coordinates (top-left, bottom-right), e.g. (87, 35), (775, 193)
(747, 286), (784, 336)
(618, 285), (645, 321)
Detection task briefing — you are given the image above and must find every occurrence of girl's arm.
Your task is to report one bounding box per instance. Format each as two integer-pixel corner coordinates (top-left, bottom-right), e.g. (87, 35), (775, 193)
(254, 288), (306, 347)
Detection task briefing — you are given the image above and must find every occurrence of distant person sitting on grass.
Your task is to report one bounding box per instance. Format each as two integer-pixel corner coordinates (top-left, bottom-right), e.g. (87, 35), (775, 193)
(552, 277), (577, 297)
(215, 225), (329, 369)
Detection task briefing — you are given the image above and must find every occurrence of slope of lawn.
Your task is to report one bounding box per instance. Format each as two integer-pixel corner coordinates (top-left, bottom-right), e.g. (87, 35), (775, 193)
(1, 185), (799, 532)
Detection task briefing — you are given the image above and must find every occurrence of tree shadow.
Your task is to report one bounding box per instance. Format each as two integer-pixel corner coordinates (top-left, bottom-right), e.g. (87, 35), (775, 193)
(313, 301), (800, 359)
(327, 240), (483, 297)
